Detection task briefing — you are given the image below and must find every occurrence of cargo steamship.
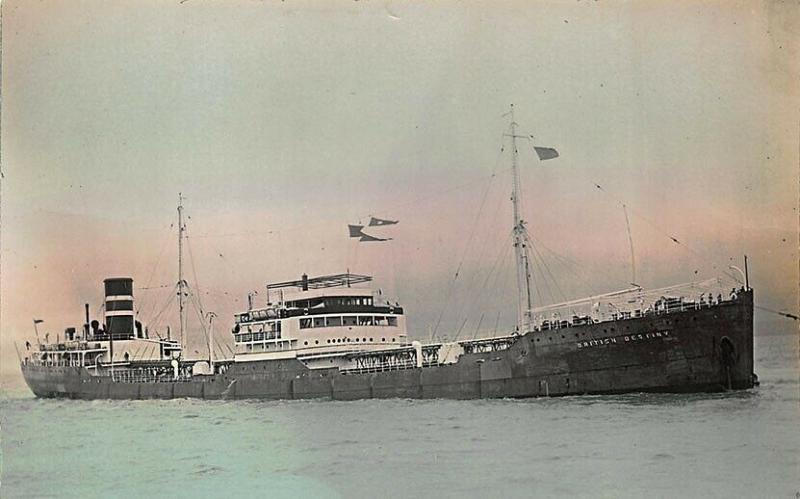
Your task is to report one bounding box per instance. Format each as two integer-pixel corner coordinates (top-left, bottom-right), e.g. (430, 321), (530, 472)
(20, 109), (756, 399)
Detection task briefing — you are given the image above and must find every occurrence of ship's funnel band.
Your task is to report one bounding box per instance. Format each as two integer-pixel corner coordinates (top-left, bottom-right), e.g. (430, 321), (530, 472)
(105, 295), (133, 301)
(106, 300), (133, 312)
(106, 310), (134, 317)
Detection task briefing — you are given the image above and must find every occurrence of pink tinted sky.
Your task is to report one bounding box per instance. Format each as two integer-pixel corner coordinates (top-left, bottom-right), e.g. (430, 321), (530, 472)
(1, 0), (798, 386)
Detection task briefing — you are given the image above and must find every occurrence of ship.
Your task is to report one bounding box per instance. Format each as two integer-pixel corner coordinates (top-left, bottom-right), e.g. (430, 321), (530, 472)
(19, 108), (756, 400)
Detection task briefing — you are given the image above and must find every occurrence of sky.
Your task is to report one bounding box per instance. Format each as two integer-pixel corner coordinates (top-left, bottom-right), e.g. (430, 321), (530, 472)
(1, 0), (798, 387)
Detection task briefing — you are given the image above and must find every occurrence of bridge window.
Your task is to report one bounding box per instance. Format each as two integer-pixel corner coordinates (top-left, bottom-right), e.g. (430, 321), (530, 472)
(327, 316), (342, 327)
(313, 317), (325, 327)
(358, 316), (374, 326)
(388, 317), (398, 327)
(300, 318), (312, 329)
(343, 316), (357, 326)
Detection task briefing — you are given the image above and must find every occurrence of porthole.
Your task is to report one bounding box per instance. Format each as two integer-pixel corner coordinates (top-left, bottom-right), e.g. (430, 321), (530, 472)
(304, 341), (308, 346)
(369, 338), (373, 342)
(315, 340), (319, 345)
(355, 338), (360, 342)
(392, 338), (396, 342)
(382, 338), (386, 342)
(363, 338), (367, 342)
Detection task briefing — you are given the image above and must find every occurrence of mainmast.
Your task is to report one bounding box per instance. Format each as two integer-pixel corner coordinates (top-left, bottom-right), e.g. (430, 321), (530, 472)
(506, 105), (534, 332)
(177, 193), (187, 352)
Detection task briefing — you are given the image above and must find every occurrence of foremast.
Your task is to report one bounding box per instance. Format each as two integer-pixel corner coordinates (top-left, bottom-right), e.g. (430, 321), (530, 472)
(505, 104), (534, 333)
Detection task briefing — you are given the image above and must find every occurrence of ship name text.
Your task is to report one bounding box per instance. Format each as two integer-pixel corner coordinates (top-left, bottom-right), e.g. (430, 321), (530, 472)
(576, 330), (671, 349)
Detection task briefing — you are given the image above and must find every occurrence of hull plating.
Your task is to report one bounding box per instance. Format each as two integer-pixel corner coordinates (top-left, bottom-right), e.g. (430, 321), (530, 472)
(21, 292), (755, 400)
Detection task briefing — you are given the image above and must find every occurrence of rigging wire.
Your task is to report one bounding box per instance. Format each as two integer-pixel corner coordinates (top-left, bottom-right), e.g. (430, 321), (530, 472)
(450, 229), (515, 338)
(442, 175), (500, 330)
(754, 305), (799, 321)
(431, 139), (507, 336)
(526, 230), (568, 305)
(147, 282), (181, 336)
(591, 182), (739, 283)
(184, 232), (205, 315)
(139, 284), (173, 290)
(470, 312), (485, 340)
(136, 224), (173, 317)
(448, 172), (511, 327)
(526, 238), (556, 306)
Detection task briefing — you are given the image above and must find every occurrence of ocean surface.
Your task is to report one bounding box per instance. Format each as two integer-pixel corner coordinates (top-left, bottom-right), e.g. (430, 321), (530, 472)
(1, 333), (798, 499)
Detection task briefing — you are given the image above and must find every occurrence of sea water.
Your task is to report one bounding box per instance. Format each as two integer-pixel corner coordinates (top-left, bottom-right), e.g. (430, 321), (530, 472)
(1, 334), (797, 499)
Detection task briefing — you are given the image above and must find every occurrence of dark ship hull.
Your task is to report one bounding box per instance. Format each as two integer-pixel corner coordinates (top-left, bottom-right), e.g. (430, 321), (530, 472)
(21, 290), (754, 400)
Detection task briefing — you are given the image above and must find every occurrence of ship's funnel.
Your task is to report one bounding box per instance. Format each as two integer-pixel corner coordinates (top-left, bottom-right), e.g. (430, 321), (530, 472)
(103, 277), (136, 340)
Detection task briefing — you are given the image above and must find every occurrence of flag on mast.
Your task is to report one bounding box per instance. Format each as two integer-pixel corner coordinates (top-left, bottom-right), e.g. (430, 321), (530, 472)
(348, 224), (392, 242)
(348, 224), (365, 238)
(359, 233), (392, 242)
(533, 146), (559, 161)
(368, 216), (399, 226)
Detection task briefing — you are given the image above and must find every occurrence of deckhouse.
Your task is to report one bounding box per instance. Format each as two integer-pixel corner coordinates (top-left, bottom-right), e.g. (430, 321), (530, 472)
(232, 273), (408, 362)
